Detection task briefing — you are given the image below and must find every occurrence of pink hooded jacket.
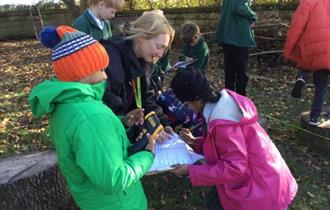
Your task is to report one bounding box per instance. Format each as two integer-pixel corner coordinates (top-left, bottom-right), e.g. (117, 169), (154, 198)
(188, 89), (298, 210)
(283, 0), (330, 71)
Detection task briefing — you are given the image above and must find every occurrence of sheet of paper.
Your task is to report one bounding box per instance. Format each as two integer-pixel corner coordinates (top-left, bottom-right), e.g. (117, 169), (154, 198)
(172, 60), (195, 69)
(147, 133), (204, 174)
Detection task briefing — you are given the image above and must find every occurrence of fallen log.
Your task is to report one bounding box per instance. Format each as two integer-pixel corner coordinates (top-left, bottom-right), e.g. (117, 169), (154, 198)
(0, 150), (77, 210)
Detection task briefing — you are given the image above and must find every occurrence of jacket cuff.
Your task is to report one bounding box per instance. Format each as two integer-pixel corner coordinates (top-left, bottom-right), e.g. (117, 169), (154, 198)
(142, 149), (155, 158)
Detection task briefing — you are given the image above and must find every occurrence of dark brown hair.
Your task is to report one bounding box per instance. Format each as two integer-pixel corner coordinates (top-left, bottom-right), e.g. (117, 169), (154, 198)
(170, 70), (220, 103)
(181, 21), (199, 44)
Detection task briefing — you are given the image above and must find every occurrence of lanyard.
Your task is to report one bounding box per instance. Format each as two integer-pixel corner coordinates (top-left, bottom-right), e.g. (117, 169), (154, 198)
(132, 77), (142, 108)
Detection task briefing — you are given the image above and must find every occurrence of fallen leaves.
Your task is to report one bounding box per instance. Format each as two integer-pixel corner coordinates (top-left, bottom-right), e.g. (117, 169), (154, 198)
(0, 117), (9, 133)
(0, 40), (52, 158)
(306, 191), (315, 198)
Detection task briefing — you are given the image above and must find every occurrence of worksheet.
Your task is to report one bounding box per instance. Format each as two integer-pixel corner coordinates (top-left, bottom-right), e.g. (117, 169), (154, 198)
(147, 133), (204, 174)
(172, 59), (196, 69)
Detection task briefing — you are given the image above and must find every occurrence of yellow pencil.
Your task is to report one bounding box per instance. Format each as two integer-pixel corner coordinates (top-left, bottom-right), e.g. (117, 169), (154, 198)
(189, 121), (203, 132)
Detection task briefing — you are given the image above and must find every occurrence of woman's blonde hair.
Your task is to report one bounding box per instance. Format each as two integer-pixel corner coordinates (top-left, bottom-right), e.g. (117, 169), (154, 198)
(121, 10), (175, 45)
(88, 0), (125, 10)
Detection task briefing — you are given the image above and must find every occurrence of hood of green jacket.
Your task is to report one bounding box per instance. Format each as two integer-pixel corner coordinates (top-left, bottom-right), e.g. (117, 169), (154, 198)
(28, 77), (106, 118)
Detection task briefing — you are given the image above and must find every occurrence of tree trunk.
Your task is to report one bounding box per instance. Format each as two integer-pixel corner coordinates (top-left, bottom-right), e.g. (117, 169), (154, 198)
(79, 0), (88, 12)
(0, 150), (78, 210)
(62, 0), (81, 19)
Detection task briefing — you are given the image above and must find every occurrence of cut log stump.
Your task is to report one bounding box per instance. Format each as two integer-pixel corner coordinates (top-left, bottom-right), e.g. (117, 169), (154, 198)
(298, 111), (330, 154)
(0, 150), (78, 210)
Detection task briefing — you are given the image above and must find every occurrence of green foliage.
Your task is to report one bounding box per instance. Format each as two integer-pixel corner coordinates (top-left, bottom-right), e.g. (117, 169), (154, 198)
(123, 0), (220, 10)
(0, 0), (300, 12)
(123, 0), (299, 10)
(0, 0), (63, 12)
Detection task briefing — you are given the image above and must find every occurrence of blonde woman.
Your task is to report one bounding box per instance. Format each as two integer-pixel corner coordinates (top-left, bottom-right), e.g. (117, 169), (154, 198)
(101, 10), (175, 143)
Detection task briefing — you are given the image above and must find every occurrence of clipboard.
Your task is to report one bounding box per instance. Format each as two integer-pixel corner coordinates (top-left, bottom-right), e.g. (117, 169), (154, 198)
(146, 133), (204, 175)
(172, 59), (196, 69)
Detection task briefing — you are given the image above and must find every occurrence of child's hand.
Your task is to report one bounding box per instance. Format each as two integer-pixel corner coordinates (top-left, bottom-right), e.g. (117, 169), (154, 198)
(169, 66), (178, 72)
(122, 108), (144, 126)
(171, 164), (189, 177)
(156, 126), (173, 143)
(185, 56), (193, 62)
(179, 128), (196, 145)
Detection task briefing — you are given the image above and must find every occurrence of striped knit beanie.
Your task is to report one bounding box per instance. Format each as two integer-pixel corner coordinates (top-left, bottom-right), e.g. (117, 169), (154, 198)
(39, 26), (109, 81)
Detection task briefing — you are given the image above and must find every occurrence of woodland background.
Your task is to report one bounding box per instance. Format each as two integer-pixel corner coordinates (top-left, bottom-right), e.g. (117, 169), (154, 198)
(0, 0), (329, 209)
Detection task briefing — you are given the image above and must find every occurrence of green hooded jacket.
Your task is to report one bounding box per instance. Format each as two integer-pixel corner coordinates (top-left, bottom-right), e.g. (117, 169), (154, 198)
(215, 0), (257, 48)
(178, 37), (210, 71)
(29, 78), (153, 210)
(73, 9), (112, 40)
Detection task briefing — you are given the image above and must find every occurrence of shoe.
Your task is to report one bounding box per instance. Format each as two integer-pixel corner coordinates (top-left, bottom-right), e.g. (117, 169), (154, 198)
(325, 111), (330, 119)
(291, 78), (305, 98)
(308, 118), (320, 126)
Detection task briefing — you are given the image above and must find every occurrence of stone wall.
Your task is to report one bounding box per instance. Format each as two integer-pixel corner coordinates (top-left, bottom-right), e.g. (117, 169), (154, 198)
(0, 9), (72, 40)
(0, 6), (296, 41)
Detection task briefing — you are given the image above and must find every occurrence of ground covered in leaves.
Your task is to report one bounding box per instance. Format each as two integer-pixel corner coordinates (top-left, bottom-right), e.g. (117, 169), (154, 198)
(0, 39), (329, 210)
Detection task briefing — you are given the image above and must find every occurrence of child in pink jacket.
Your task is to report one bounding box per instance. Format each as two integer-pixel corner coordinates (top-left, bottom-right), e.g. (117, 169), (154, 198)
(170, 70), (298, 210)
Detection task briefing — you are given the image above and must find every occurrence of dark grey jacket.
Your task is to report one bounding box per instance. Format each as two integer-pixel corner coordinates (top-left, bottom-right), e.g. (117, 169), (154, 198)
(100, 34), (168, 123)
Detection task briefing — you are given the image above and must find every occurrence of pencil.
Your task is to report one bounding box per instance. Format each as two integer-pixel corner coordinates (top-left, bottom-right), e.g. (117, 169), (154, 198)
(189, 121), (203, 132)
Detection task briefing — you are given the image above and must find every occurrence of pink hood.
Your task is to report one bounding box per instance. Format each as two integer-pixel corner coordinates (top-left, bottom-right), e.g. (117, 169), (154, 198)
(189, 89), (298, 210)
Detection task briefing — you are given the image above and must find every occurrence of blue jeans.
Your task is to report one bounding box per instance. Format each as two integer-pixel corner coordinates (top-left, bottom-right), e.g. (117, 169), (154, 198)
(297, 70), (329, 119)
(310, 70), (329, 119)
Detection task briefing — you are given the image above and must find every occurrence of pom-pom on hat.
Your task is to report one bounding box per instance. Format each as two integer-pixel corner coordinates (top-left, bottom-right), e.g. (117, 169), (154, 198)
(39, 26), (109, 82)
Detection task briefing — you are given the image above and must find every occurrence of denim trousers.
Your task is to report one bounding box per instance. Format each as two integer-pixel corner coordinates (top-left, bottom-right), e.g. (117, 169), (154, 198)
(298, 70), (329, 119)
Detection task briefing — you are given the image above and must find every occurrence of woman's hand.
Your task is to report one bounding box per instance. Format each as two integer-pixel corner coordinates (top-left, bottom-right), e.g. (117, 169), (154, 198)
(156, 126), (174, 143)
(122, 108), (144, 127)
(179, 128), (196, 145)
(171, 164), (189, 177)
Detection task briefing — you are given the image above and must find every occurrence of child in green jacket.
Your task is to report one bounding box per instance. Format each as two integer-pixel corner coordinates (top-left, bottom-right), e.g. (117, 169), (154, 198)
(73, 0), (124, 40)
(214, 0), (257, 96)
(29, 26), (154, 210)
(178, 21), (210, 73)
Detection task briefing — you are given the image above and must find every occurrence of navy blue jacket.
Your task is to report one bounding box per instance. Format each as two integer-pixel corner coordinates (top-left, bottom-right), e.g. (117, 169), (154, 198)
(100, 35), (167, 123)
